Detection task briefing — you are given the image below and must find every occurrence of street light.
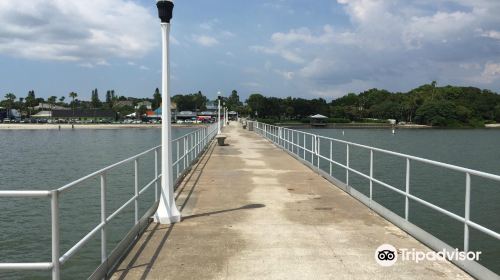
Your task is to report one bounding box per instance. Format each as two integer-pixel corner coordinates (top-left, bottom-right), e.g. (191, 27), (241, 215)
(223, 102), (226, 127)
(217, 91), (222, 134)
(155, 0), (181, 224)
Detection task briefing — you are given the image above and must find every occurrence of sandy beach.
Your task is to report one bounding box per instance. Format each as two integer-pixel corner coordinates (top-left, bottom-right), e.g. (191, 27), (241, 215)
(0, 123), (203, 130)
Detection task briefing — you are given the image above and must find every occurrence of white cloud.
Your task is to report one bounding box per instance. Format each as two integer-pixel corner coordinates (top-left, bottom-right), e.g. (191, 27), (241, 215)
(0, 0), (157, 63)
(479, 29), (500, 40)
(474, 62), (500, 83)
(242, 82), (261, 87)
(199, 19), (219, 30)
(274, 69), (295, 80)
(250, 45), (305, 64)
(139, 65), (150, 71)
(192, 35), (219, 47)
(171, 35), (181, 46)
(252, 0), (500, 97)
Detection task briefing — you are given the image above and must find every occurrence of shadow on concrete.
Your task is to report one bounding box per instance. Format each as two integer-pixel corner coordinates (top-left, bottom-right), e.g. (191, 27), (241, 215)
(182, 204), (266, 220)
(114, 203), (265, 280)
(176, 141), (216, 211)
(114, 223), (174, 280)
(114, 144), (217, 280)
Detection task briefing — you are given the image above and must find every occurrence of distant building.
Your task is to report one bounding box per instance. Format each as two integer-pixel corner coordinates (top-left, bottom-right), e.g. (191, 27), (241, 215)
(114, 100), (134, 108)
(52, 109), (116, 121)
(31, 111), (52, 118)
(34, 103), (69, 111)
(310, 114), (328, 127)
(135, 101), (152, 110)
(228, 111), (238, 120)
(31, 110), (116, 121)
(177, 111), (197, 120)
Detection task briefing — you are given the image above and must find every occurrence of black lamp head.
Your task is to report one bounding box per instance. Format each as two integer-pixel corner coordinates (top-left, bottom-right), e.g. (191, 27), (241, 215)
(157, 0), (174, 23)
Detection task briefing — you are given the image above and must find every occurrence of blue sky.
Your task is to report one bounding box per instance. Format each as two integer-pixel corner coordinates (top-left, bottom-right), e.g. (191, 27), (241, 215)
(0, 0), (499, 101)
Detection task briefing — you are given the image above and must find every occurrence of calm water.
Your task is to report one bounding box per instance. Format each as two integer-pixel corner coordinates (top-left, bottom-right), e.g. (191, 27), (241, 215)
(0, 127), (193, 279)
(299, 128), (500, 275)
(1, 128), (499, 278)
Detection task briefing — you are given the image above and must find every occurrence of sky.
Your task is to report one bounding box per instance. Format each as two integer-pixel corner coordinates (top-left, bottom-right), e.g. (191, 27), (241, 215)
(0, 0), (499, 101)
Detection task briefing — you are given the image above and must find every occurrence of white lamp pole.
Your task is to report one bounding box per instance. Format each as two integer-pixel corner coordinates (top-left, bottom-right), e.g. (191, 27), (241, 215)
(155, 0), (180, 224)
(223, 102), (226, 127)
(217, 91), (221, 134)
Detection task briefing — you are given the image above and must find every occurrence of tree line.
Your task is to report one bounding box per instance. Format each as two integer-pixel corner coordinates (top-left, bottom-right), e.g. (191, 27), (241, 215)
(244, 82), (500, 127)
(2, 82), (499, 126)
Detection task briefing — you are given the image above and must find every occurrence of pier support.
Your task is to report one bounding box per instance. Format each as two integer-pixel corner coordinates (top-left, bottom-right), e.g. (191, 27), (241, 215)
(155, 0), (181, 224)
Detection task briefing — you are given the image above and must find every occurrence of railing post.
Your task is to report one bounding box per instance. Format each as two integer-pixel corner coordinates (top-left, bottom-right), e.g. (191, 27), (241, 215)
(155, 148), (159, 202)
(194, 131), (197, 156)
(100, 173), (107, 266)
(346, 144), (350, 186)
(134, 159), (139, 224)
(176, 141), (179, 180)
(291, 131), (294, 154)
(464, 172), (471, 252)
(311, 135), (316, 162)
(316, 137), (320, 169)
(329, 140), (333, 176)
(370, 150), (373, 203)
(183, 137), (187, 172)
(405, 158), (410, 221)
(280, 127), (283, 148)
(51, 190), (60, 280)
(303, 133), (306, 159)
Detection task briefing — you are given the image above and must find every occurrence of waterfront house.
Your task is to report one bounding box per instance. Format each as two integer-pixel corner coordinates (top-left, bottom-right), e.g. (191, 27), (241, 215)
(135, 101), (152, 110)
(52, 109), (116, 122)
(34, 103), (69, 111)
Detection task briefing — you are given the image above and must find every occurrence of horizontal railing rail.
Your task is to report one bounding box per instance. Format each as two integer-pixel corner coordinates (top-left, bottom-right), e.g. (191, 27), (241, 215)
(251, 121), (500, 280)
(0, 122), (219, 279)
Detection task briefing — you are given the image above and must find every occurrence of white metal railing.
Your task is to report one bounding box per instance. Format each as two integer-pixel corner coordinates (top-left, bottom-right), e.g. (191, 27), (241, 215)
(251, 121), (500, 279)
(0, 122), (218, 279)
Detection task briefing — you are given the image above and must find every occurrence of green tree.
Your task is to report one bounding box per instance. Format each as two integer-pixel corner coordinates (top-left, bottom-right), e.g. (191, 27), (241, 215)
(415, 100), (458, 126)
(152, 88), (161, 109)
(25, 90), (36, 116)
(136, 105), (147, 119)
(91, 88), (102, 108)
(3, 93), (16, 117)
(227, 90), (243, 111)
(106, 90), (112, 106)
(47, 96), (57, 109)
(246, 93), (266, 117)
(69, 92), (78, 119)
(59, 96), (65, 104)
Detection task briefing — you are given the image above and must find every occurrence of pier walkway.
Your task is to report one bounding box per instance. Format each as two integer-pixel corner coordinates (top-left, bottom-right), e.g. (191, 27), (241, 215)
(111, 123), (471, 280)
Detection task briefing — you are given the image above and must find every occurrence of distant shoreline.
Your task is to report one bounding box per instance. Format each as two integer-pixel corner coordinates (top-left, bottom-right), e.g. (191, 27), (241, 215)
(0, 124), (204, 130)
(277, 123), (432, 129)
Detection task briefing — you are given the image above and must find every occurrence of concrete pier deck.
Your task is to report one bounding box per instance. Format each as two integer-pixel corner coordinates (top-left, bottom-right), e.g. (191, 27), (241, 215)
(111, 123), (471, 280)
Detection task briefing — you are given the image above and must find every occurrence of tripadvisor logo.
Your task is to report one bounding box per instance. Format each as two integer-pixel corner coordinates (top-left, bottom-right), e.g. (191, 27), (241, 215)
(375, 244), (398, 267)
(375, 244), (482, 267)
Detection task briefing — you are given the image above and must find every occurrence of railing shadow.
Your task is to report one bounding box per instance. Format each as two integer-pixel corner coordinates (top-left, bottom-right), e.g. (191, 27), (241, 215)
(114, 139), (265, 280)
(181, 204), (266, 220)
(176, 140), (216, 211)
(114, 203), (265, 280)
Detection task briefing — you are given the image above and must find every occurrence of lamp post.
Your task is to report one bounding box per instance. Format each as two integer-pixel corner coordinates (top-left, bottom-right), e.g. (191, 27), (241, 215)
(223, 102), (226, 127)
(217, 91), (222, 134)
(155, 0), (181, 224)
